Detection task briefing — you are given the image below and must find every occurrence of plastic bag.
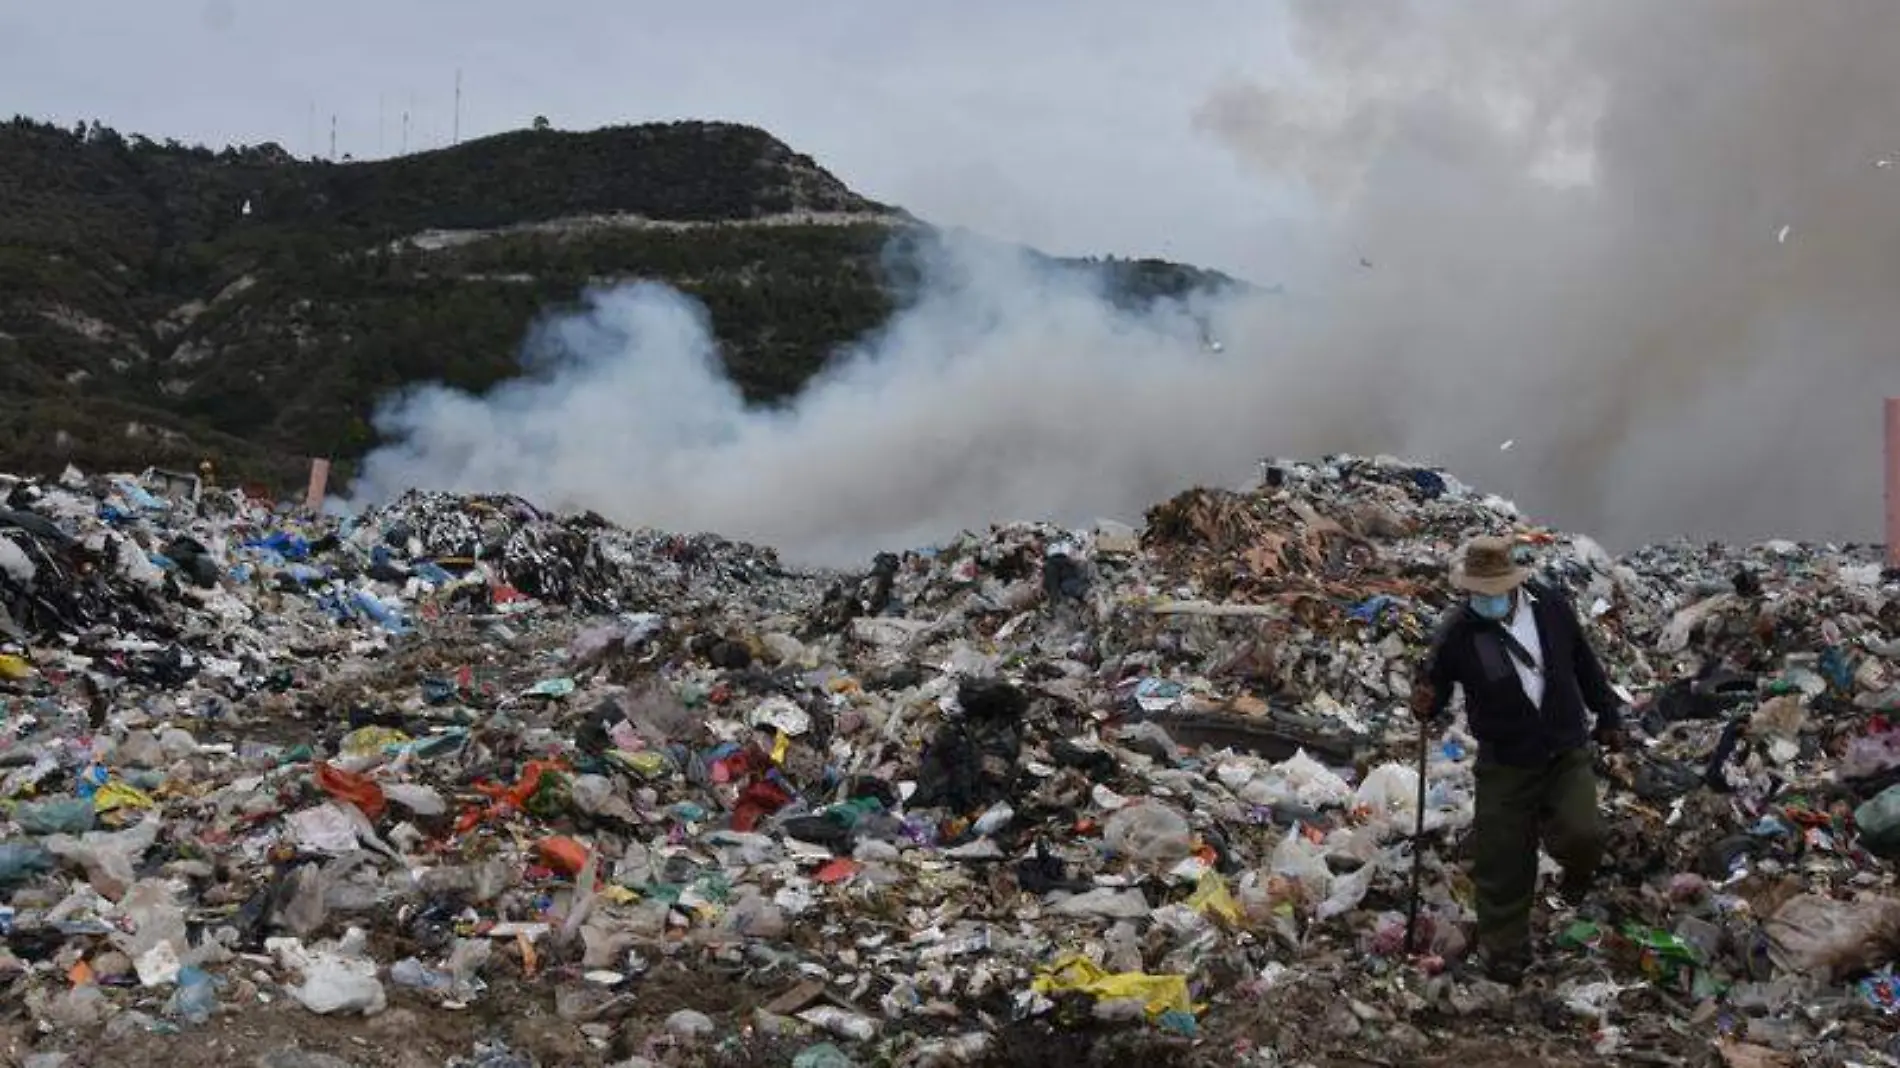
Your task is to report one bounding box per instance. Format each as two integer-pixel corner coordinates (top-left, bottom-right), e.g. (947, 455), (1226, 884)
(525, 677), (576, 699)
(1185, 871), (1243, 926)
(1765, 893), (1900, 980)
(566, 775), (635, 822)
(114, 878), (190, 982)
(314, 763), (386, 820)
(1841, 731), (1900, 780)
(1049, 887), (1152, 919)
(750, 696), (812, 737)
(274, 938), (387, 1016)
(1270, 830), (1332, 907)
(1103, 802), (1192, 865)
(287, 804), (360, 855)
(1316, 861), (1377, 921)
(536, 836), (591, 877)
(1354, 763), (1420, 843)
(382, 782), (447, 817)
(0, 842), (53, 886)
(1031, 954), (1199, 1018)
(166, 966), (218, 1024)
(569, 622), (633, 667)
(45, 817), (159, 901)
(666, 1008), (717, 1041)
(1856, 786), (1900, 857)
(350, 588), (409, 633)
(16, 797), (96, 835)
(1273, 750), (1353, 808)
(293, 956), (386, 1015)
(799, 1005), (880, 1041)
(792, 1044), (857, 1068)
(1354, 763), (1419, 820)
(276, 863), (329, 936)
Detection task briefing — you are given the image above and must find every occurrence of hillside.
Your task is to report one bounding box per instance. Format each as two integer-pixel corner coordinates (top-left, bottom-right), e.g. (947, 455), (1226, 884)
(0, 116), (1240, 491)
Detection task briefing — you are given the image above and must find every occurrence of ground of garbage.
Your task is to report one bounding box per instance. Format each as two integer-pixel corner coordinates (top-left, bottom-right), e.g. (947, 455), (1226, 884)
(2, 457), (1899, 1067)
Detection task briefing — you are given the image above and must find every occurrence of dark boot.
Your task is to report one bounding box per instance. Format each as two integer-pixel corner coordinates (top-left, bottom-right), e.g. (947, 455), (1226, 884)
(1481, 950), (1529, 986)
(1544, 748), (1606, 909)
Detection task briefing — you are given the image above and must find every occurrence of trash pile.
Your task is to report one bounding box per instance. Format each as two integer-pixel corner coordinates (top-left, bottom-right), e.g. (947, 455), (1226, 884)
(0, 457), (1897, 1067)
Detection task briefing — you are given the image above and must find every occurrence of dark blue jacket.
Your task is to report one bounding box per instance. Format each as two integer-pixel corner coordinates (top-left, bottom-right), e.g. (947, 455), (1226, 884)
(1420, 581), (1623, 767)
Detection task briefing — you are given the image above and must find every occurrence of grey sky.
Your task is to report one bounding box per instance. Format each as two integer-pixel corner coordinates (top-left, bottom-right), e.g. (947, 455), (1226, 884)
(0, 0), (1304, 280)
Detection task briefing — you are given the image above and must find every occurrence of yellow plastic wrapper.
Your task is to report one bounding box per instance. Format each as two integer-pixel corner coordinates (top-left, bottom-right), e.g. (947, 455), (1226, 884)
(93, 782), (156, 813)
(1031, 955), (1200, 1018)
(610, 750), (671, 778)
(1186, 871), (1243, 926)
(770, 730), (791, 764)
(341, 726), (411, 758)
(0, 655), (32, 681)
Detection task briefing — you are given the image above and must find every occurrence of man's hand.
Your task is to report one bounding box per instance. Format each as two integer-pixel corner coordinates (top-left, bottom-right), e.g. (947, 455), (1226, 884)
(1410, 683), (1448, 735)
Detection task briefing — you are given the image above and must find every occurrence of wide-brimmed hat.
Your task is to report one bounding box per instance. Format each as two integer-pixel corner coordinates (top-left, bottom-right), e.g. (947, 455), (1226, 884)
(1450, 535), (1531, 596)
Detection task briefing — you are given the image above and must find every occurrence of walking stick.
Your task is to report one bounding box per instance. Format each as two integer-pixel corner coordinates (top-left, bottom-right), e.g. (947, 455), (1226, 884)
(1403, 717), (1431, 955)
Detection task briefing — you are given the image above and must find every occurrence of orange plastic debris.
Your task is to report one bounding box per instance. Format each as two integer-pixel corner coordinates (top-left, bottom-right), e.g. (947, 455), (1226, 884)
(815, 858), (863, 885)
(536, 836), (590, 877)
(314, 762), (386, 820)
(475, 759), (565, 811)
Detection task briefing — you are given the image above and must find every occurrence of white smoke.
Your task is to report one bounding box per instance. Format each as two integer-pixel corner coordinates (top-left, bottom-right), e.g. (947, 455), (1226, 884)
(356, 0), (1900, 564)
(352, 235), (1290, 566)
(1195, 0), (1900, 549)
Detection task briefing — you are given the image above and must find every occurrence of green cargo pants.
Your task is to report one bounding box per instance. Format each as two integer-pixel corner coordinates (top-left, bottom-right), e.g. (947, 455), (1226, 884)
(1471, 745), (1604, 962)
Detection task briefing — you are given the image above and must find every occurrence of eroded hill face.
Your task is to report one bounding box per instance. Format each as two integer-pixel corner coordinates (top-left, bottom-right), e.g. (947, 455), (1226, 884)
(0, 117), (1233, 494)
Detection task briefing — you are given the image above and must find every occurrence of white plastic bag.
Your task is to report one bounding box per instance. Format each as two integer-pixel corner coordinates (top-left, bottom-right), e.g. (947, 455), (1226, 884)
(382, 782), (447, 817)
(1049, 887), (1152, 920)
(293, 955), (386, 1015)
(1269, 830), (1332, 906)
(112, 878), (190, 985)
(1316, 861), (1376, 921)
(1103, 802), (1192, 865)
(1354, 762), (1421, 843)
(1273, 750), (1353, 808)
(271, 933), (387, 1016)
(46, 818), (161, 901)
(1354, 763), (1420, 819)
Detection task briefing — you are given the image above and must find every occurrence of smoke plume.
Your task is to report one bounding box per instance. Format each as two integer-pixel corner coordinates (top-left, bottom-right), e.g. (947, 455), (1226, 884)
(353, 236), (1279, 566)
(1196, 0), (1900, 549)
(357, 0), (1900, 563)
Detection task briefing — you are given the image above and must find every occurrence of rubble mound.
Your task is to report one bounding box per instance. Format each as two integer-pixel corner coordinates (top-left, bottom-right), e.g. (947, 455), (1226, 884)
(0, 456), (1897, 1066)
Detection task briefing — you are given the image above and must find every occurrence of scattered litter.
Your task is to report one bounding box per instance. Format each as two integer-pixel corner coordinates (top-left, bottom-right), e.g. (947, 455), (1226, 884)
(0, 457), (1892, 1062)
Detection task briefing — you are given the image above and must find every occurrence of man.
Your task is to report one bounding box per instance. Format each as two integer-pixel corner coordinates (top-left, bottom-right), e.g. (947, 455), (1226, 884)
(1412, 535), (1627, 984)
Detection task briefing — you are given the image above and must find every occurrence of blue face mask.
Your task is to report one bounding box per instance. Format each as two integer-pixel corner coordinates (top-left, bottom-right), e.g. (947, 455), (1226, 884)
(1469, 593), (1514, 621)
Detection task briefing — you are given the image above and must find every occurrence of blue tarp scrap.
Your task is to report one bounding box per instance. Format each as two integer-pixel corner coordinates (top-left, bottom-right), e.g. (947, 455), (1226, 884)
(112, 480), (168, 512)
(1406, 469), (1448, 499)
(1349, 595), (1400, 623)
(1821, 646), (1857, 693)
(246, 531), (311, 562)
